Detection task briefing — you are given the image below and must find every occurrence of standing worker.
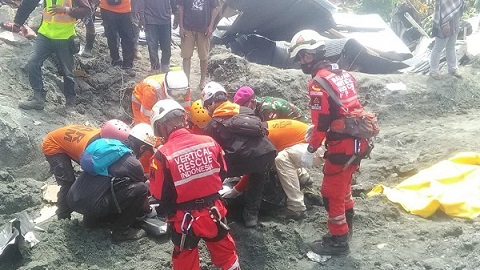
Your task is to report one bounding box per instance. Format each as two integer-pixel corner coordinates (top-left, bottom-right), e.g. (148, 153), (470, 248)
(100, 0), (136, 75)
(290, 29), (374, 255)
(178, 0), (220, 89)
(149, 99), (240, 270)
(138, 0), (176, 72)
(18, 0), (90, 112)
(429, 0), (464, 79)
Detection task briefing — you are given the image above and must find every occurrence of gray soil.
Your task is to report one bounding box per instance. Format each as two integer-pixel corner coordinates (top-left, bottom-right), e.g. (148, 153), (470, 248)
(1, 5), (480, 270)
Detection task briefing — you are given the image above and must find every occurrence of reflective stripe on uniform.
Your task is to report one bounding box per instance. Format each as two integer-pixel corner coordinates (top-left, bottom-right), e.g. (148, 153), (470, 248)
(165, 142), (215, 160)
(227, 259), (240, 270)
(344, 192), (353, 203)
(42, 0), (75, 23)
(174, 168), (221, 187)
(132, 93), (152, 118)
(143, 78), (163, 97)
(131, 94), (141, 105)
(38, 0), (75, 39)
(140, 106), (152, 117)
(328, 214), (347, 225)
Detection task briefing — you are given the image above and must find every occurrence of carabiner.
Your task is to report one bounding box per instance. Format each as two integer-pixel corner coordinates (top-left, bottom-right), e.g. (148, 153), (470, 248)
(181, 212), (194, 234)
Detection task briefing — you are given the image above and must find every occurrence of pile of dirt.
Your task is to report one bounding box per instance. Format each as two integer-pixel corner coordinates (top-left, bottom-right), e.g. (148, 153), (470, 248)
(1, 4), (480, 269)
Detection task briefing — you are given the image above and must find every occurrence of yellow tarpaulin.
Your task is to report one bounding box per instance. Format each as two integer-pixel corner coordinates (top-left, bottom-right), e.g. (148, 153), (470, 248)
(368, 152), (480, 219)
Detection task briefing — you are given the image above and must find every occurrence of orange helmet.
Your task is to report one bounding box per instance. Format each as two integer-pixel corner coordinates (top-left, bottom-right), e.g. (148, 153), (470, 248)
(189, 99), (211, 128)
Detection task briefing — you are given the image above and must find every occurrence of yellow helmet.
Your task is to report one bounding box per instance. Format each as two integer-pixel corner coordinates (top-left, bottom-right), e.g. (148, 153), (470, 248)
(190, 99), (211, 128)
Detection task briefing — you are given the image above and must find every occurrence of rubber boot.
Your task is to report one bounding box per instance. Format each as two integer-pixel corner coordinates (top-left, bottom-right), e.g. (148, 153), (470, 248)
(65, 95), (76, 113)
(346, 208), (354, 241)
(310, 234), (350, 255)
(80, 33), (95, 58)
(243, 209), (258, 228)
(19, 91), (46, 110)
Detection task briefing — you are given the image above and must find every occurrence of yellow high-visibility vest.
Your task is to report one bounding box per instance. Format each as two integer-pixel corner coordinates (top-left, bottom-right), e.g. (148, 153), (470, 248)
(38, 0), (76, 39)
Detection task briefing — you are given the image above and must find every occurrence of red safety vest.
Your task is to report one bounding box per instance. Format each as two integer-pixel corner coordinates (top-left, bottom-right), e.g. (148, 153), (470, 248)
(158, 129), (224, 204)
(314, 68), (362, 117)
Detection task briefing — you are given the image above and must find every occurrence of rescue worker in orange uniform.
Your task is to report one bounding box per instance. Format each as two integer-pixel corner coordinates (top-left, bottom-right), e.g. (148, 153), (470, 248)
(131, 69), (192, 124)
(149, 99), (240, 270)
(290, 29), (370, 255)
(267, 119), (323, 219)
(41, 120), (131, 219)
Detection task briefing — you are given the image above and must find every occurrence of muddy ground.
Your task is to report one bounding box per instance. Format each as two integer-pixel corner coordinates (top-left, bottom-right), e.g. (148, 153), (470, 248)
(1, 5), (480, 269)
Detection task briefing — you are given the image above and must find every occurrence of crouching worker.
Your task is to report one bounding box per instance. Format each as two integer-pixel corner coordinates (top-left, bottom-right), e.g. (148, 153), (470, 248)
(127, 123), (157, 175)
(202, 82), (277, 228)
(41, 120), (130, 220)
(149, 99), (240, 270)
(67, 135), (151, 242)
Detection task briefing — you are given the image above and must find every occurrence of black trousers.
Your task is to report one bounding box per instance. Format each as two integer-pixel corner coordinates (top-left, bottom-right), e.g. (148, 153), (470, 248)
(88, 181), (148, 230)
(45, 153), (76, 219)
(100, 8), (135, 68)
(244, 151), (276, 214)
(111, 181), (148, 229)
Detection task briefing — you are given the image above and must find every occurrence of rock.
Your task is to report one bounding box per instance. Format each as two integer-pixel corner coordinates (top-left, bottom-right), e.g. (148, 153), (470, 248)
(382, 263), (395, 270)
(421, 257), (447, 270)
(0, 31), (29, 46)
(441, 226), (463, 238)
(0, 170), (13, 182)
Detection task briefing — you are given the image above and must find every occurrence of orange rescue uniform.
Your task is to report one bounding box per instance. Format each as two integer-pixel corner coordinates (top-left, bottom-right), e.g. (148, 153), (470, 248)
(42, 125), (101, 161)
(235, 119), (309, 192)
(267, 119), (308, 152)
(132, 74), (192, 124)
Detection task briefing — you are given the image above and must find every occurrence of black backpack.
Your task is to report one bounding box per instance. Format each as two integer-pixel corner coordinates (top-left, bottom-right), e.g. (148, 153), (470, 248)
(215, 113), (268, 137)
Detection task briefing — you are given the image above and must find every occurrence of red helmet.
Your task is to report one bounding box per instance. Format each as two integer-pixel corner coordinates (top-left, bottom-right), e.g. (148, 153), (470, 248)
(100, 119), (131, 141)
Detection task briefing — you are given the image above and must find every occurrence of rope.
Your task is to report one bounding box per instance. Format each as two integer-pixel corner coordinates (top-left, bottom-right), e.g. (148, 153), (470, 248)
(116, 67), (134, 121)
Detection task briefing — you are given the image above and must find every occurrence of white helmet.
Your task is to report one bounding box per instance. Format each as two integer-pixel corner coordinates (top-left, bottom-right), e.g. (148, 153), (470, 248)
(150, 99), (185, 136)
(289, 29), (326, 60)
(129, 123), (157, 147)
(201, 81), (227, 107)
(164, 70), (190, 102)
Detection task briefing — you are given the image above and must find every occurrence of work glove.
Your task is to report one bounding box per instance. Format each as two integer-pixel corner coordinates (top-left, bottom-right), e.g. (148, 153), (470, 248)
(223, 177), (241, 184)
(221, 187), (242, 199)
(301, 150), (315, 168)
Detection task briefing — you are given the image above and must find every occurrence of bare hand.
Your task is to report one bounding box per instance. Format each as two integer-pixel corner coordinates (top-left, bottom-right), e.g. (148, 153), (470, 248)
(48, 5), (67, 15)
(180, 27), (186, 38)
(206, 26), (214, 37)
